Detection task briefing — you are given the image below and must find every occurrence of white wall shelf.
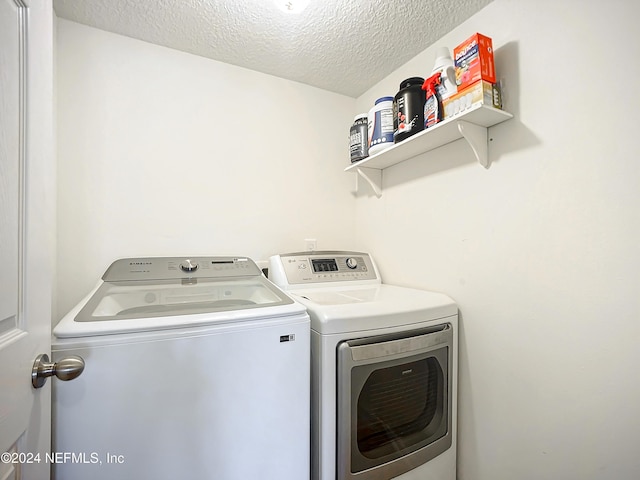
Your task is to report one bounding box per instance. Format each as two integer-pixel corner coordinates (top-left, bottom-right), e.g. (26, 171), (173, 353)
(345, 104), (513, 197)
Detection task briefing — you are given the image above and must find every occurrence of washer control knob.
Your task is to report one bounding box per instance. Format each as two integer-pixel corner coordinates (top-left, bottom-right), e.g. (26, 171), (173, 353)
(180, 259), (198, 273)
(345, 257), (358, 269)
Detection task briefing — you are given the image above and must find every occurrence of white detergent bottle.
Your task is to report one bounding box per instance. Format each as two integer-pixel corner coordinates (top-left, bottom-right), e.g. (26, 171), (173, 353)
(431, 46), (457, 100)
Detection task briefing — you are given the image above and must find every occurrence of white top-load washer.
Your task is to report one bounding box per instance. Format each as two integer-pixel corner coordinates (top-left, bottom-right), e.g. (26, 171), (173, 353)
(52, 256), (310, 480)
(269, 251), (458, 480)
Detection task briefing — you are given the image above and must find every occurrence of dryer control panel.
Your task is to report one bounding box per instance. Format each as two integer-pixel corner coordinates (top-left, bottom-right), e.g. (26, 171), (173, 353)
(269, 251), (379, 287)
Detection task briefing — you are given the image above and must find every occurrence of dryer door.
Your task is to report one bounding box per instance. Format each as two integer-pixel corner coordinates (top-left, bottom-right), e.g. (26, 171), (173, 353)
(336, 324), (453, 480)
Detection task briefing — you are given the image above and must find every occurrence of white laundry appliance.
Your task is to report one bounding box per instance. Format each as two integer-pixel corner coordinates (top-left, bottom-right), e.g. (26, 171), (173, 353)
(269, 251), (458, 480)
(52, 256), (310, 480)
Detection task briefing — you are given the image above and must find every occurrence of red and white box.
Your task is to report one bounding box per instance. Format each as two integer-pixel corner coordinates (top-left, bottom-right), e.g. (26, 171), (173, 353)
(454, 33), (496, 91)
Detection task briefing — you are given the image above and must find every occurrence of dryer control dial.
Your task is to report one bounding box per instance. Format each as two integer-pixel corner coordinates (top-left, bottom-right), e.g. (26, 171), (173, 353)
(345, 257), (358, 269)
(180, 259), (199, 273)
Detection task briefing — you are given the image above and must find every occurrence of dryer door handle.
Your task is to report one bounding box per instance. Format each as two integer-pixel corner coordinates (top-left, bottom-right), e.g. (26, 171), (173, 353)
(31, 353), (85, 389)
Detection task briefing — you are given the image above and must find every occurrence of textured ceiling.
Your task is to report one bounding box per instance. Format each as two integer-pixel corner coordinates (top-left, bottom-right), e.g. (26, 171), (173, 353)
(53, 0), (493, 98)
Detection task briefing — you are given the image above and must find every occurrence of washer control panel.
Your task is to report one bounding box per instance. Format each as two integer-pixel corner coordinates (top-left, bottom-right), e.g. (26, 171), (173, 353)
(269, 251), (379, 286)
(102, 256), (260, 282)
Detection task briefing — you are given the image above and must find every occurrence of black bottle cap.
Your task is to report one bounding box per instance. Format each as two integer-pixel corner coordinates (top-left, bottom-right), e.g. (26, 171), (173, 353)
(400, 77), (426, 89)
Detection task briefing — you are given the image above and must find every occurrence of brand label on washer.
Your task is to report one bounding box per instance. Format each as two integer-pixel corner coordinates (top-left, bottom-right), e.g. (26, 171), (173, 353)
(280, 334), (295, 343)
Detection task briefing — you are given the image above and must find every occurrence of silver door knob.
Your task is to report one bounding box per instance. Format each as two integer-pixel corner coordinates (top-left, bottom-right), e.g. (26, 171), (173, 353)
(31, 353), (85, 389)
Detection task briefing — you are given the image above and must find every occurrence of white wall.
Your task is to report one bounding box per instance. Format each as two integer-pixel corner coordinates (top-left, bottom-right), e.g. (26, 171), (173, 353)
(56, 2), (640, 478)
(355, 0), (640, 479)
(56, 19), (357, 319)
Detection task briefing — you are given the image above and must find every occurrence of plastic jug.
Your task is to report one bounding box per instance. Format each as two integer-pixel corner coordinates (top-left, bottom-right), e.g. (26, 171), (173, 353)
(432, 47), (457, 100)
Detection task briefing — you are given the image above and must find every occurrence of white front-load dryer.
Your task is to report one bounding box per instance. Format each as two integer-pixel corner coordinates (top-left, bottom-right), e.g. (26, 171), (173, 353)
(52, 256), (310, 480)
(269, 251), (458, 480)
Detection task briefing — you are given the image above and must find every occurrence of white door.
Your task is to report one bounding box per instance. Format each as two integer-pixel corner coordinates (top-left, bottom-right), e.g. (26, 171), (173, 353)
(0, 1), (55, 479)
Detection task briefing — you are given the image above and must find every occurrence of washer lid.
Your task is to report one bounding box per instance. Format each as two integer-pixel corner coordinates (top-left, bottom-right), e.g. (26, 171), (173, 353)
(53, 278), (307, 339)
(74, 276), (293, 323)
